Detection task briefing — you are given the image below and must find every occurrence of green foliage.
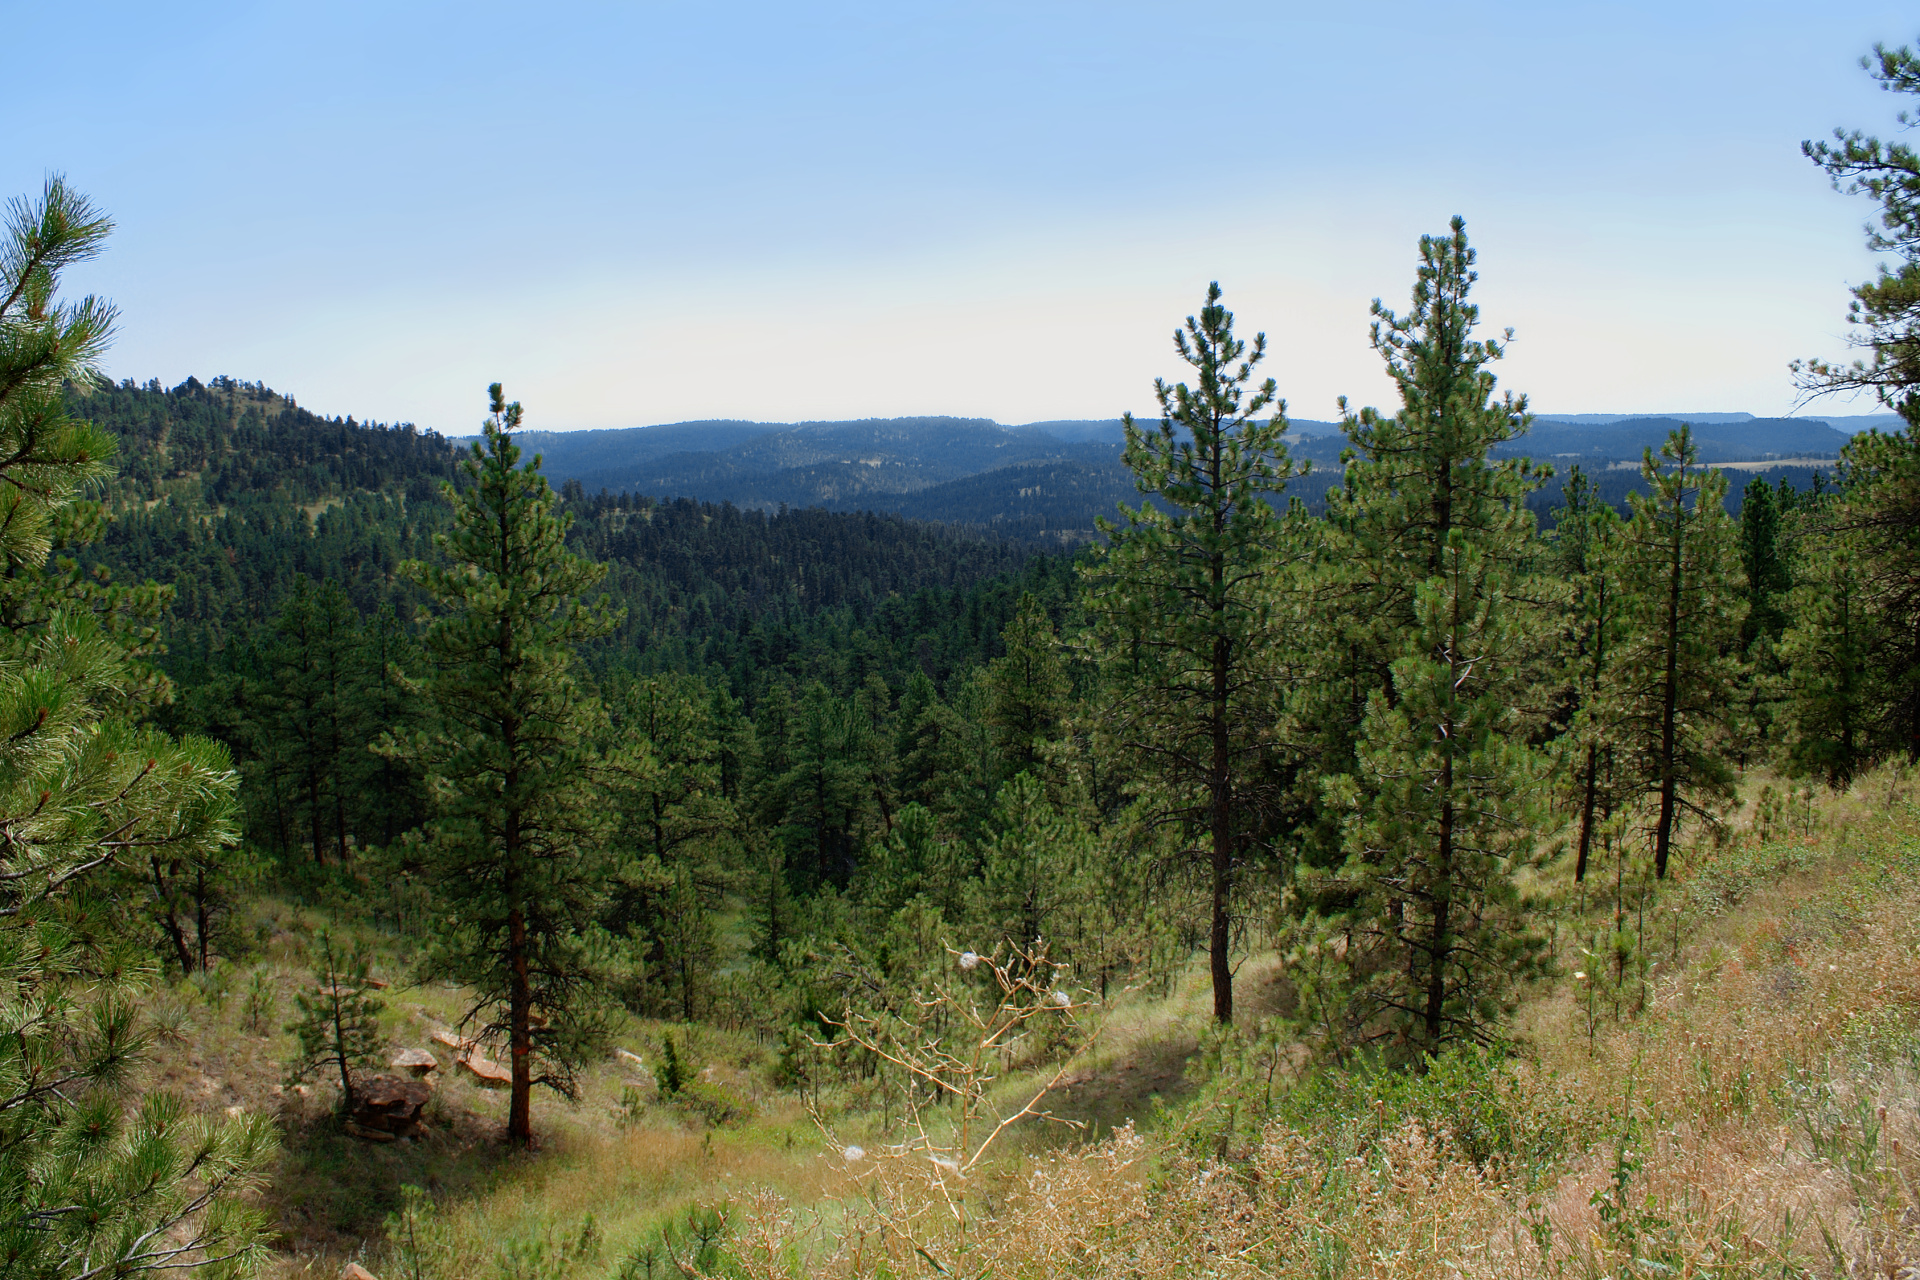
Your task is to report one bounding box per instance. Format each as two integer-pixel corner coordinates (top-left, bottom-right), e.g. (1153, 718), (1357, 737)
(1281, 1046), (1586, 1178)
(1314, 218), (1551, 1058)
(1083, 280), (1307, 1023)
(386, 385), (622, 1144)
(284, 930), (386, 1110)
(1780, 428), (1920, 776)
(1608, 425), (1744, 876)
(980, 591), (1070, 785)
(0, 177), (273, 1279)
(1797, 41), (1920, 417)
(241, 966), (277, 1035)
(617, 1204), (733, 1280)
(656, 1033), (686, 1098)
(975, 772), (1093, 956)
(1549, 467), (1633, 884)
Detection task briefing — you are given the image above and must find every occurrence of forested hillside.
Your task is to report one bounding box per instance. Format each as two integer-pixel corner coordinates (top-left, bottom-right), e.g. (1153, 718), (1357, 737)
(10, 41), (1920, 1270)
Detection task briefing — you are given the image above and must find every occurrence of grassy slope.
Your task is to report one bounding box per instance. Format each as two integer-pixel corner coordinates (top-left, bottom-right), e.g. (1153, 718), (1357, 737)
(151, 767), (1920, 1278)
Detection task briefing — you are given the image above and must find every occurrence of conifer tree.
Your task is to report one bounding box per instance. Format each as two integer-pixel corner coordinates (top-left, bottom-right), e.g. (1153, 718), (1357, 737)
(1790, 41), (1920, 769)
(761, 681), (874, 891)
(1796, 41), (1920, 417)
(388, 384), (620, 1146)
(858, 802), (967, 922)
(975, 773), (1092, 958)
(892, 671), (959, 812)
(601, 674), (735, 1020)
(285, 930), (386, 1113)
(1782, 536), (1873, 784)
(0, 178), (273, 1279)
(262, 577), (364, 863)
(1551, 468), (1630, 884)
(1316, 218), (1549, 1055)
(1738, 477), (1793, 652)
(981, 593), (1070, 783)
(1083, 281), (1306, 1024)
(1609, 426), (1743, 878)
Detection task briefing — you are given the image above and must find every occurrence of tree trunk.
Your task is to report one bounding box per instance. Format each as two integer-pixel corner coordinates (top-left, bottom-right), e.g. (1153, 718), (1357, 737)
(194, 863), (211, 972)
(1654, 484), (1685, 879)
(330, 957), (356, 1111)
(1425, 777), (1454, 1053)
(308, 763), (326, 865)
(1209, 630), (1233, 1025)
(1575, 743), (1599, 883)
(508, 899), (532, 1146)
(150, 855), (196, 974)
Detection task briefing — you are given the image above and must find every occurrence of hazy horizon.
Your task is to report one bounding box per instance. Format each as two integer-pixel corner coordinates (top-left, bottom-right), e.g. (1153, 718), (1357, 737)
(17, 2), (1916, 434)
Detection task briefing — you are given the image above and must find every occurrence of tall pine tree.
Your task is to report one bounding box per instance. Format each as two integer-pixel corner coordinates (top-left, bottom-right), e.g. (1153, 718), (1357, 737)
(388, 385), (620, 1146)
(1316, 218), (1549, 1057)
(1609, 425), (1743, 878)
(1083, 281), (1306, 1024)
(1550, 468), (1630, 884)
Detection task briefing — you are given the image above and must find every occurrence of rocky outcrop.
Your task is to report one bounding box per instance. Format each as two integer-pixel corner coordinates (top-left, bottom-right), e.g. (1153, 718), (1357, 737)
(343, 1073), (432, 1141)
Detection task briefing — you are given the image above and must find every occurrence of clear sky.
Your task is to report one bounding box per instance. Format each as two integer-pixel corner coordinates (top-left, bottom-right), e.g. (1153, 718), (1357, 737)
(11, 1), (1916, 432)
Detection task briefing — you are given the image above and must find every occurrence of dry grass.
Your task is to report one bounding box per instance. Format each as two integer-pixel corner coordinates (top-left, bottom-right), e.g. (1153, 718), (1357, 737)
(675, 768), (1920, 1279)
(149, 767), (1920, 1279)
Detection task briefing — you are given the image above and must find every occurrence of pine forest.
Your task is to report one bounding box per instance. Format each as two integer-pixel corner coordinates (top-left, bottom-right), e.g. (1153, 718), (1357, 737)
(10, 39), (1920, 1280)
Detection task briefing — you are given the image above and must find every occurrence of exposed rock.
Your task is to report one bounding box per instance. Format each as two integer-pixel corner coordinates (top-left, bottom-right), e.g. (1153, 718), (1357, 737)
(430, 1028), (475, 1054)
(346, 1073), (433, 1138)
(616, 1048), (646, 1069)
(342, 1264), (379, 1280)
(391, 1048), (439, 1077)
(457, 1053), (512, 1089)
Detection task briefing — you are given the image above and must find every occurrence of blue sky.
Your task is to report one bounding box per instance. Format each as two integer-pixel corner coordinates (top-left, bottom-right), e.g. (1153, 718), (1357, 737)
(11, 1), (1916, 432)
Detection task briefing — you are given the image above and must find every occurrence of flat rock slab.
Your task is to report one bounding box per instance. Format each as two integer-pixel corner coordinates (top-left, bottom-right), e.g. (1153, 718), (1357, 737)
(391, 1048), (439, 1077)
(457, 1053), (512, 1089)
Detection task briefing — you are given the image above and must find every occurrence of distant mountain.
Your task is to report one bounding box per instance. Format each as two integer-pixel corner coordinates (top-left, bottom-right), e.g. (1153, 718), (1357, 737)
(502, 409), (1882, 540)
(1535, 410), (1907, 435)
(1511, 417), (1850, 463)
(1803, 412), (1906, 434)
(1534, 412), (1760, 426)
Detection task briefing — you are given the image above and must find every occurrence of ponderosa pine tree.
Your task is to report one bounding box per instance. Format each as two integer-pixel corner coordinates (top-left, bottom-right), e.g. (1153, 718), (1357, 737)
(387, 384), (620, 1146)
(1608, 425), (1743, 878)
(1551, 468), (1630, 884)
(601, 673), (736, 1021)
(284, 930), (385, 1115)
(1789, 41), (1920, 768)
(975, 772), (1092, 956)
(0, 178), (274, 1279)
(1316, 218), (1549, 1056)
(981, 592), (1070, 785)
(1083, 281), (1306, 1024)
(1782, 533), (1874, 784)
(262, 576), (364, 864)
(1738, 477), (1793, 653)
(759, 681), (875, 892)
(1796, 40), (1920, 416)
